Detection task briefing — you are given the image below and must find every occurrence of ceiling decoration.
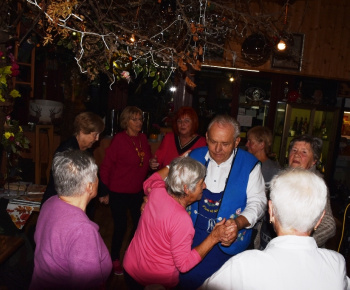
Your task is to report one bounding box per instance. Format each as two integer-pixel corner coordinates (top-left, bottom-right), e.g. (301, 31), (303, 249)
(1, 0), (301, 88)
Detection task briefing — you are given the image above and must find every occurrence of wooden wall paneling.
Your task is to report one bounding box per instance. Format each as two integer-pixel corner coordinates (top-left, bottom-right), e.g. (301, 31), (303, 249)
(220, 0), (350, 81)
(319, 1), (333, 76)
(328, 2), (345, 77)
(340, 4), (350, 78)
(300, 0), (320, 74)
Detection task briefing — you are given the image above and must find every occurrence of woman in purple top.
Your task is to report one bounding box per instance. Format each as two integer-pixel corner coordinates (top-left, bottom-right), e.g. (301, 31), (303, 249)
(30, 150), (112, 289)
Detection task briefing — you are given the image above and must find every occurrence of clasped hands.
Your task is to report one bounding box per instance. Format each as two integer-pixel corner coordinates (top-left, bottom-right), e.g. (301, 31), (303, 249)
(140, 194), (239, 247)
(211, 218), (238, 247)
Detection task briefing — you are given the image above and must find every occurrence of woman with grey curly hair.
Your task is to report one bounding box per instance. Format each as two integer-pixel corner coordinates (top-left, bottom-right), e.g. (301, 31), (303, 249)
(288, 134), (336, 247)
(31, 150), (111, 289)
(288, 134), (323, 171)
(259, 134), (336, 250)
(123, 156), (235, 289)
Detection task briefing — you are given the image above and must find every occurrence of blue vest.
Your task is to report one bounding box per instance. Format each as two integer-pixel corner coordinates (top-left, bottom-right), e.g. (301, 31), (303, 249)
(188, 147), (259, 255)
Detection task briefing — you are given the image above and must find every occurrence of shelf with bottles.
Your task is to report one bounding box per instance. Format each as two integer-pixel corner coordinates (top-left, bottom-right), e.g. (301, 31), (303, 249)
(286, 106), (312, 137)
(272, 103), (340, 183)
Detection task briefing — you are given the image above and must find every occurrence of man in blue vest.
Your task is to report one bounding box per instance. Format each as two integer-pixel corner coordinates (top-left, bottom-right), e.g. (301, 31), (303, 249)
(179, 114), (267, 289)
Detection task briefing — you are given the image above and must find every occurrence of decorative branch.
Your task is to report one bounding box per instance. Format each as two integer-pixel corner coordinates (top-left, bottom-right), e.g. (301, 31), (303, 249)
(2, 0), (298, 88)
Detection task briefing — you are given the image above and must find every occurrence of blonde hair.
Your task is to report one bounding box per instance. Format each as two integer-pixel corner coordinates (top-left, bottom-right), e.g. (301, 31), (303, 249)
(247, 126), (273, 155)
(119, 106), (143, 130)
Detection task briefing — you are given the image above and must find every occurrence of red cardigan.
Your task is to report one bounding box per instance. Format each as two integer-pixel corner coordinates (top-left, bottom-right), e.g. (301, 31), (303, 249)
(154, 132), (207, 168)
(99, 131), (151, 194)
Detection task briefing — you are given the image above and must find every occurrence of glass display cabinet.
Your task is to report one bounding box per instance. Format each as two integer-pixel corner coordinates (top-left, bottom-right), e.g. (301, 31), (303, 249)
(236, 75), (272, 146)
(272, 102), (340, 184)
(237, 100), (270, 133)
(332, 105), (350, 201)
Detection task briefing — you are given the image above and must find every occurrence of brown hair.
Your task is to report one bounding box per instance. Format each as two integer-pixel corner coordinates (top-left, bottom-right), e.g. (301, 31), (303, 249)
(172, 106), (199, 135)
(73, 112), (105, 135)
(119, 106), (143, 130)
(247, 126), (273, 155)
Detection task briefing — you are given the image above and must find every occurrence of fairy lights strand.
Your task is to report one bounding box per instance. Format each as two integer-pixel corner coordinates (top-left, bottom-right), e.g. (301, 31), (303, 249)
(24, 0), (294, 87)
(25, 0), (181, 87)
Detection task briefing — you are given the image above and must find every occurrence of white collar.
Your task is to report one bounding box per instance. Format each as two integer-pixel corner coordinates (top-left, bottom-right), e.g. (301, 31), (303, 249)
(204, 148), (237, 167)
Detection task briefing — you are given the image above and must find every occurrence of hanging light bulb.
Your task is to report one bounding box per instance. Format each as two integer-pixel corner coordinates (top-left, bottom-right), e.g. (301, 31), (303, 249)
(130, 34), (135, 42)
(274, 2), (291, 54)
(277, 39), (287, 51)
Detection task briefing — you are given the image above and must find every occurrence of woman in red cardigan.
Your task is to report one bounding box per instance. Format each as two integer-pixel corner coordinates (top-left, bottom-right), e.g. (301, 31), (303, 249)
(99, 106), (151, 275)
(149, 106), (206, 170)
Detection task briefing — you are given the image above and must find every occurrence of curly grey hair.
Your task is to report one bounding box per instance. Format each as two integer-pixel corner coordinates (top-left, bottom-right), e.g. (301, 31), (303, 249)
(288, 135), (323, 166)
(52, 150), (98, 197)
(166, 157), (206, 198)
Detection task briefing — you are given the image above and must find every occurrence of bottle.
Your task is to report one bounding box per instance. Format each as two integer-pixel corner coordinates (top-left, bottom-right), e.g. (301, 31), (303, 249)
(290, 117), (298, 136)
(297, 117), (303, 135)
(277, 119), (284, 135)
(302, 118), (308, 135)
(297, 81), (303, 102)
(321, 119), (327, 139)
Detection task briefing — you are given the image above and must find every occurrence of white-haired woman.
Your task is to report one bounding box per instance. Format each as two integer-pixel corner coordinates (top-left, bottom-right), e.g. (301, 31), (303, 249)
(123, 157), (235, 289)
(201, 168), (349, 290)
(31, 150), (112, 289)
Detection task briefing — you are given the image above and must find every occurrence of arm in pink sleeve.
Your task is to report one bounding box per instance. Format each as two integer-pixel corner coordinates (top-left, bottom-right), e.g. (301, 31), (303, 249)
(170, 216), (202, 273)
(143, 172), (166, 195)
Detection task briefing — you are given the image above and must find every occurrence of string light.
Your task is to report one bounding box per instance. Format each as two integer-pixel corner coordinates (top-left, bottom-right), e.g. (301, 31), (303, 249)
(23, 0), (295, 87)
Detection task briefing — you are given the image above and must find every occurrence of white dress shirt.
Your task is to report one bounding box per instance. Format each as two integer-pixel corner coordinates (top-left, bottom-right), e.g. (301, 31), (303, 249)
(201, 235), (350, 290)
(204, 149), (266, 229)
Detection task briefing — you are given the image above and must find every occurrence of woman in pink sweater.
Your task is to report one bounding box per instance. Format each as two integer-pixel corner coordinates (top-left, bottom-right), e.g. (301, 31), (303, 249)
(123, 157), (235, 289)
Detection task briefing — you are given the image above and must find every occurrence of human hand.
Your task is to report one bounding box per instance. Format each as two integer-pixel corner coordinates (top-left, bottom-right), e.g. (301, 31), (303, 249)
(99, 195), (109, 205)
(220, 218), (238, 246)
(140, 196), (149, 214)
(209, 218), (227, 243)
(149, 155), (159, 170)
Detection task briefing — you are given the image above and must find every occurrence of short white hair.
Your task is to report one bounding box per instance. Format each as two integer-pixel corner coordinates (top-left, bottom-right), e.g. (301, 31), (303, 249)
(166, 157), (206, 198)
(270, 168), (327, 233)
(53, 150), (98, 197)
(207, 115), (241, 139)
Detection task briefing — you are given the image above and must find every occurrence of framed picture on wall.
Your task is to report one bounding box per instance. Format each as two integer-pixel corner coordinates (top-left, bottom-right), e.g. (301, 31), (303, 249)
(271, 33), (305, 71)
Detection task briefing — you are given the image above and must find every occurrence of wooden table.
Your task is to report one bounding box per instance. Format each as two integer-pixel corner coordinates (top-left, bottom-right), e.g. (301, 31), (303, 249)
(0, 235), (24, 264)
